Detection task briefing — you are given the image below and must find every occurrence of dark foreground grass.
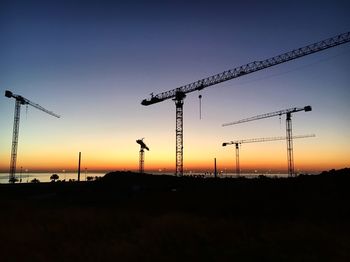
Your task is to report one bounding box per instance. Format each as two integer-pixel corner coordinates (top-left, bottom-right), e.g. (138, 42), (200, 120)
(0, 169), (349, 261)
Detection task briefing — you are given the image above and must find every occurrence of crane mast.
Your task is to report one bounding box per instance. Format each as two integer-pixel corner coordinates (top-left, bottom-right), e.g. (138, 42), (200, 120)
(5, 90), (60, 183)
(141, 32), (350, 176)
(223, 134), (315, 175)
(136, 138), (149, 173)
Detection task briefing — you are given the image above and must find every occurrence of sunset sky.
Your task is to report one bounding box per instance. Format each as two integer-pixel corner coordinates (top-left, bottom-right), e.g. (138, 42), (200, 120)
(1, 0), (349, 174)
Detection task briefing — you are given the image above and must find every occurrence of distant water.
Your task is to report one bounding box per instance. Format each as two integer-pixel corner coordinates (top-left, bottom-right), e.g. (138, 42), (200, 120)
(0, 172), (292, 184)
(0, 172), (106, 184)
(170, 172), (290, 179)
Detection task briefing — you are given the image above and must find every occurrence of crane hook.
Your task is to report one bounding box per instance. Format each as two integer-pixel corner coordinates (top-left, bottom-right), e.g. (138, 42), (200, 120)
(279, 114), (282, 128)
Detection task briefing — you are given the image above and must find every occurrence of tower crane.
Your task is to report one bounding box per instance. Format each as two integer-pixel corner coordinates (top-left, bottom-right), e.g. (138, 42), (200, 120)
(141, 32), (350, 176)
(5, 90), (60, 183)
(136, 138), (149, 173)
(222, 106), (312, 177)
(222, 134), (315, 176)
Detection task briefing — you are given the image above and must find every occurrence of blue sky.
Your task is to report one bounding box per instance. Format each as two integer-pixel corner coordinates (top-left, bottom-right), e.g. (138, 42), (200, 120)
(0, 0), (349, 173)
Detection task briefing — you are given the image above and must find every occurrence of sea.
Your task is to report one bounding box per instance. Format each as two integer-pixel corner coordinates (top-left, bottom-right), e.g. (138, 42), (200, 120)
(0, 172), (106, 184)
(0, 171), (291, 184)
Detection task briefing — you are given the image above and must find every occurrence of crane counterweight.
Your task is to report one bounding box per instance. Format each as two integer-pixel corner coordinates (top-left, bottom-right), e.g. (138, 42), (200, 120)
(5, 90), (13, 98)
(304, 106), (312, 112)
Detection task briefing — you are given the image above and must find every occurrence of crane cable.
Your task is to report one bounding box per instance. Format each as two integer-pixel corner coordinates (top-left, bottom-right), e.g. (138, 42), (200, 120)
(198, 93), (202, 120)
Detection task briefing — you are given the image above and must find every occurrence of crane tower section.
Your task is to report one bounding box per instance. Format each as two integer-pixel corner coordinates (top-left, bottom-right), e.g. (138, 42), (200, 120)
(136, 138), (149, 173)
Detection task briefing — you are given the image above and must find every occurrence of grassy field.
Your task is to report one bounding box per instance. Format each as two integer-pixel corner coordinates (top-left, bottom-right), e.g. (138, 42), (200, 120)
(0, 169), (349, 261)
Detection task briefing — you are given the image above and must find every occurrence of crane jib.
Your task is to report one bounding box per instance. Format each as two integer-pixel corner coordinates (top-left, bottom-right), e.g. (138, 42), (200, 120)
(222, 105), (312, 127)
(223, 134), (316, 146)
(5, 90), (61, 118)
(141, 31), (350, 105)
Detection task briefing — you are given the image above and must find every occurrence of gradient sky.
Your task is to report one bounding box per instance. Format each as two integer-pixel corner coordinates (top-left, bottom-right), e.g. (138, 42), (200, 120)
(1, 0), (349, 174)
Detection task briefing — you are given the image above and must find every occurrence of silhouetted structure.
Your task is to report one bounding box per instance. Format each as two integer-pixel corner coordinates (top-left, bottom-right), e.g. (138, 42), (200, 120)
(223, 134), (315, 175)
(78, 152), (81, 181)
(141, 32), (350, 177)
(223, 107), (312, 177)
(4, 90), (60, 183)
(214, 158), (217, 178)
(136, 138), (149, 173)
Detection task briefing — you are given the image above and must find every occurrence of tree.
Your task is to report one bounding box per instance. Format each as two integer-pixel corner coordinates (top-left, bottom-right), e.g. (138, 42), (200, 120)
(50, 174), (59, 182)
(9, 177), (19, 183)
(31, 178), (40, 183)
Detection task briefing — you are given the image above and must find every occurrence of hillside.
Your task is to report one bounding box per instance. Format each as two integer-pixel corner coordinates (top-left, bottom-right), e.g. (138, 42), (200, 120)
(0, 169), (349, 261)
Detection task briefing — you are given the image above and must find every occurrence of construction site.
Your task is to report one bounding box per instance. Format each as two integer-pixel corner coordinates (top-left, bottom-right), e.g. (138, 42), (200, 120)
(1, 1), (350, 261)
(2, 32), (349, 182)
(1, 28), (350, 261)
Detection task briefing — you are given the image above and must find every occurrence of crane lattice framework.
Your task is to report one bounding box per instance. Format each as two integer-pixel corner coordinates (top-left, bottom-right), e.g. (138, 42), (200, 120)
(223, 106), (312, 177)
(141, 32), (350, 176)
(5, 90), (60, 183)
(136, 138), (149, 173)
(222, 134), (316, 176)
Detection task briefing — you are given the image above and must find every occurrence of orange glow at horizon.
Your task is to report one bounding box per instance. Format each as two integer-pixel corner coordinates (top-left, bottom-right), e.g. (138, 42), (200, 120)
(1, 143), (348, 174)
(0, 124), (349, 174)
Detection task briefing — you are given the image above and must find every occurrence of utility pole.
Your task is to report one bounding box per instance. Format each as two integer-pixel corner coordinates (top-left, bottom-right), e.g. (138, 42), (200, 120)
(214, 158), (217, 178)
(78, 152), (81, 182)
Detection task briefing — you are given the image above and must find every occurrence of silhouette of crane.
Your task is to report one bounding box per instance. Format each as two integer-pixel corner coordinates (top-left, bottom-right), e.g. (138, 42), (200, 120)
(223, 134), (316, 176)
(136, 138), (149, 173)
(5, 90), (60, 183)
(141, 32), (350, 176)
(222, 106), (312, 177)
